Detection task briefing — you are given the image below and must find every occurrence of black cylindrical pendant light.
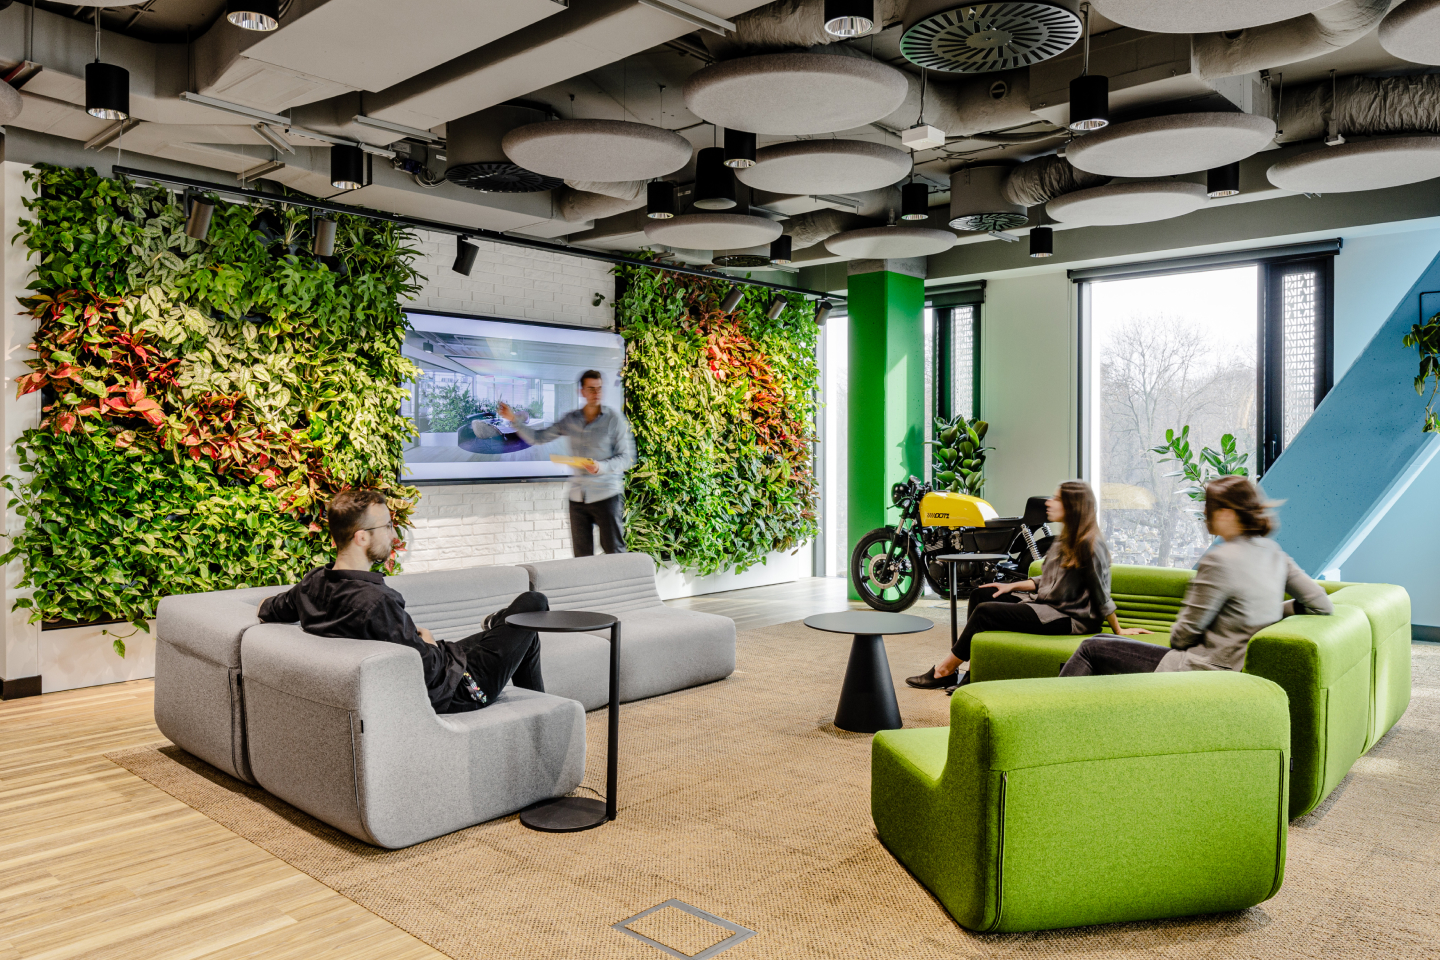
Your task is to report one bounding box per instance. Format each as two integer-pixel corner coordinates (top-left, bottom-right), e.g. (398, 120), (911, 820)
(720, 284), (744, 313)
(331, 145), (365, 190)
(1029, 226), (1054, 259)
(313, 218), (337, 257)
(824, 0), (873, 38)
(723, 129), (757, 169)
(647, 180), (678, 219)
(86, 10), (129, 121)
(1068, 74), (1108, 132)
(694, 147), (737, 210)
(184, 193), (214, 241)
(1207, 161), (1241, 198)
(226, 0), (280, 31)
(901, 182), (930, 221)
(453, 237), (479, 276)
(769, 234), (792, 265)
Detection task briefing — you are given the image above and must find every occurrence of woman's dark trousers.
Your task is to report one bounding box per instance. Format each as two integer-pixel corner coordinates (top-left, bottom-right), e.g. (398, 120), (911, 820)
(953, 587), (1075, 661)
(1060, 636), (1169, 676)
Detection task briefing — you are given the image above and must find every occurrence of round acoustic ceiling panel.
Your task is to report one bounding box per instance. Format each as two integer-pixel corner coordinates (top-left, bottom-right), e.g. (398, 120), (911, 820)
(683, 53), (909, 136)
(643, 213), (783, 250)
(446, 105), (562, 193)
(736, 140), (911, 196)
(1091, 0), (1338, 33)
(1267, 137), (1440, 194)
(900, 0), (1082, 74)
(825, 226), (958, 259)
(1046, 181), (1208, 226)
(1380, 0), (1440, 65)
(0, 80), (20, 126)
(502, 120), (691, 183)
(1066, 112), (1277, 178)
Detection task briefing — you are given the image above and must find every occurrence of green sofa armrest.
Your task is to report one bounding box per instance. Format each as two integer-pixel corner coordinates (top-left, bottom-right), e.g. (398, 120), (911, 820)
(1243, 604), (1371, 819)
(873, 672), (1290, 933)
(1328, 583), (1412, 749)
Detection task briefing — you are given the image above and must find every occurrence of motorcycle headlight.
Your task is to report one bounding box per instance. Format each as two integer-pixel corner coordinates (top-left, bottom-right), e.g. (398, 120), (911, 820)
(891, 482), (908, 507)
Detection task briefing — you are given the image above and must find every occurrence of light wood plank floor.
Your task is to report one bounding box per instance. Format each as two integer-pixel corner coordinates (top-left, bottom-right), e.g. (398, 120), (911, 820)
(0, 577), (874, 960)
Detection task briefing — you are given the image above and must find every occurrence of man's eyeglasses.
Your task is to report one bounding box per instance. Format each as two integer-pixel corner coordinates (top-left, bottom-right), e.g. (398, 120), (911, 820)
(362, 521), (395, 533)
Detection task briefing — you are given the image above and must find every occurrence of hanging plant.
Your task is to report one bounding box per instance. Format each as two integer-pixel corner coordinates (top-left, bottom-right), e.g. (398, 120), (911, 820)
(1403, 310), (1440, 432)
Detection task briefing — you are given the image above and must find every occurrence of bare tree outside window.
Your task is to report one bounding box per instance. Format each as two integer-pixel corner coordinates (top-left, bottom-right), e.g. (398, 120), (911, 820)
(1091, 267), (1259, 567)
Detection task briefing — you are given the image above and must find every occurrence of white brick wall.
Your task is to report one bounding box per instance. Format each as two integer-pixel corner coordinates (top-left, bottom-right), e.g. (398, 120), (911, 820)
(398, 233), (614, 571)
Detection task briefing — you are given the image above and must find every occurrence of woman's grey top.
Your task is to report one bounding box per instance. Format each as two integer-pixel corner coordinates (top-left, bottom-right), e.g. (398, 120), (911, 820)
(1157, 536), (1334, 673)
(1028, 539), (1117, 633)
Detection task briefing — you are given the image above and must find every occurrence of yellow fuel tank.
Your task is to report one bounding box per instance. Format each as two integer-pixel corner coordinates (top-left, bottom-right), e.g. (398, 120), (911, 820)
(920, 491), (998, 528)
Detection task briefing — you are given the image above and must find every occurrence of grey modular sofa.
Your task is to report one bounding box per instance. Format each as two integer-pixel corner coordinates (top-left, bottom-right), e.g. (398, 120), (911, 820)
(154, 553), (735, 848)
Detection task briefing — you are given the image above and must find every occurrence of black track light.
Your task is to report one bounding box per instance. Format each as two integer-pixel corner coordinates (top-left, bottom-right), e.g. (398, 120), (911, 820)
(85, 10), (128, 120)
(453, 236), (479, 276)
(331, 145), (365, 191)
(1029, 226), (1054, 259)
(720, 285), (744, 313)
(1207, 161), (1241, 198)
(226, 0), (280, 31)
(814, 300), (833, 325)
(766, 298), (786, 320)
(824, 0), (873, 38)
(184, 192), (214, 241)
(647, 180), (678, 219)
(694, 147), (737, 210)
(769, 234), (793, 265)
(1068, 4), (1108, 132)
(313, 217), (337, 258)
(901, 182), (930, 221)
(723, 129), (757, 169)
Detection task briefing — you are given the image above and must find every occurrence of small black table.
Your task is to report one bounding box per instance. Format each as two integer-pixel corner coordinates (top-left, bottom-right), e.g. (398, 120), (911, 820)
(936, 553), (1012, 650)
(803, 611), (934, 733)
(506, 609), (620, 832)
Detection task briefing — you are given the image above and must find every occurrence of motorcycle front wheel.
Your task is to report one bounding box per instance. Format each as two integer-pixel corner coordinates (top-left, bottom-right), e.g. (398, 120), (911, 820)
(850, 528), (924, 612)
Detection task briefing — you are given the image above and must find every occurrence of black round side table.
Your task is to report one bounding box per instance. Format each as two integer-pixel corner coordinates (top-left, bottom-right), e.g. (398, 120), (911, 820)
(803, 611), (934, 733)
(506, 609), (620, 832)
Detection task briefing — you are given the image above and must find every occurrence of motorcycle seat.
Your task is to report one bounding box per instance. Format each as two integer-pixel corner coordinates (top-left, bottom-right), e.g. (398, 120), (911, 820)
(985, 517), (1023, 528)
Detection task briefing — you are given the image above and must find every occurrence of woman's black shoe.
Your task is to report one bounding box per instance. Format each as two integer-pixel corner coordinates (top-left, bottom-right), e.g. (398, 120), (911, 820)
(906, 666), (958, 689)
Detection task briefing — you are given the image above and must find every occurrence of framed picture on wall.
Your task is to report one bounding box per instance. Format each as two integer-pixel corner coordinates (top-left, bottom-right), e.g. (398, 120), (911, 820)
(400, 310), (626, 483)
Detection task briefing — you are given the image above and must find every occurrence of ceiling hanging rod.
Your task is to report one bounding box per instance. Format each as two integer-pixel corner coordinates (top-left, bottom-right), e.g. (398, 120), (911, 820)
(110, 165), (845, 302)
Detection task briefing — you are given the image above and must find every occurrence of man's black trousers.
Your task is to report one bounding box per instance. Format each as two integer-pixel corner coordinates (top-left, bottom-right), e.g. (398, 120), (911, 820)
(569, 494), (626, 556)
(446, 591), (549, 711)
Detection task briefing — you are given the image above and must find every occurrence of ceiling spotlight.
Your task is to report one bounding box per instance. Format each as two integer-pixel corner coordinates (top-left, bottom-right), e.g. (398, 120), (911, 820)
(312, 217), (337, 258)
(226, 0), (280, 31)
(766, 297), (787, 320)
(770, 234), (793, 265)
(1029, 226), (1054, 258)
(723, 129), (757, 169)
(1207, 161), (1241, 199)
(85, 10), (129, 120)
(1068, 4), (1108, 133)
(647, 180), (678, 219)
(824, 0), (874, 38)
(331, 144), (365, 191)
(184, 192), (214, 241)
(453, 236), (479, 276)
(814, 300), (833, 325)
(720, 284), (744, 313)
(694, 147), (737, 210)
(901, 182), (930, 221)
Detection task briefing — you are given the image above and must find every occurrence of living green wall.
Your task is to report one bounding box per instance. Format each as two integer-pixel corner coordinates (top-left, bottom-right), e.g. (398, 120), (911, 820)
(3, 165), (422, 641)
(615, 262), (819, 575)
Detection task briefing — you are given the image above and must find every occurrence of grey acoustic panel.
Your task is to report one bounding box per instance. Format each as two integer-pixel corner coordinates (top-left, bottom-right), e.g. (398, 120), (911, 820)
(1046, 180), (1208, 226)
(1092, 0), (1337, 33)
(737, 140), (910, 195)
(502, 120), (691, 182)
(643, 213), (783, 250)
(1380, 0), (1440, 65)
(1267, 137), (1440, 193)
(1066, 112), (1277, 178)
(683, 53), (909, 136)
(825, 226), (958, 259)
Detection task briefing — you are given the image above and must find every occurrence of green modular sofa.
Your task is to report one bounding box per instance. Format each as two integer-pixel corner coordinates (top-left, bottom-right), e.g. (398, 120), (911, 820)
(872, 672), (1290, 933)
(967, 564), (1412, 819)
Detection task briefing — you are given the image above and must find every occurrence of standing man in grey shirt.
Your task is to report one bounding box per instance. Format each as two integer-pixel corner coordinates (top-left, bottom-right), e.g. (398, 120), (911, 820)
(499, 369), (635, 556)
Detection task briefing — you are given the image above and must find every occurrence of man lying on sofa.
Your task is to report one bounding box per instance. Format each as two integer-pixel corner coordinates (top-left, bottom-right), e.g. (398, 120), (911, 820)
(257, 488), (549, 714)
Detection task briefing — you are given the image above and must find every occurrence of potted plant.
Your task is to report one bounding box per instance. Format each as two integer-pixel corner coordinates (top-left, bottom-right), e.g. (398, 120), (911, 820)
(927, 415), (992, 495)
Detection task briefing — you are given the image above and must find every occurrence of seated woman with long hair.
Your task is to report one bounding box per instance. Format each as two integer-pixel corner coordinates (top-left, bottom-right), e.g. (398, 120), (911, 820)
(907, 480), (1150, 692)
(1060, 475), (1333, 677)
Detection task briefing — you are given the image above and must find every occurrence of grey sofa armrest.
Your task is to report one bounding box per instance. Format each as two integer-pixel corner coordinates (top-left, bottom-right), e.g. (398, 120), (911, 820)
(241, 624), (585, 848)
(157, 585), (290, 667)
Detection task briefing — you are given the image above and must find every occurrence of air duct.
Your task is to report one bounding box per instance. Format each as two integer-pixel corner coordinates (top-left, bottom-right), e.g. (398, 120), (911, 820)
(704, 0), (907, 56)
(1275, 73), (1440, 144)
(784, 208), (874, 249)
(445, 105), (563, 193)
(1193, 0), (1390, 81)
(555, 180), (649, 223)
(1000, 154), (1111, 207)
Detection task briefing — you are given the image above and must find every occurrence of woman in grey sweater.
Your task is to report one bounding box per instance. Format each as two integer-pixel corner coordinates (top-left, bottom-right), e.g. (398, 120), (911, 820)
(908, 481), (1148, 692)
(1060, 476), (1333, 676)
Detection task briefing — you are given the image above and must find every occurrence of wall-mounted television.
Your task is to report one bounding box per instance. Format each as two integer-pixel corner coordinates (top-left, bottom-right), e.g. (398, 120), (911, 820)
(400, 310), (626, 483)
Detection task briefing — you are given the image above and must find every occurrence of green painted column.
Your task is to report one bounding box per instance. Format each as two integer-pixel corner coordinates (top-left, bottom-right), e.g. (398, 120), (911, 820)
(847, 264), (926, 598)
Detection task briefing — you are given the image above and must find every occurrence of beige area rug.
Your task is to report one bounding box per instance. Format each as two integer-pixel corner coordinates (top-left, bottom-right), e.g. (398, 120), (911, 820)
(108, 623), (1440, 960)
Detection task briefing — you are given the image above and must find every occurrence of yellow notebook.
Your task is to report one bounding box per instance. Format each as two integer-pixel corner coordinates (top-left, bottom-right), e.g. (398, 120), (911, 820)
(550, 455), (596, 469)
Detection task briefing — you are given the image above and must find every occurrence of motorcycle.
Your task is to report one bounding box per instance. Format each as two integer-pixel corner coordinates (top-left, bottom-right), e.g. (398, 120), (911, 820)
(850, 477), (1055, 612)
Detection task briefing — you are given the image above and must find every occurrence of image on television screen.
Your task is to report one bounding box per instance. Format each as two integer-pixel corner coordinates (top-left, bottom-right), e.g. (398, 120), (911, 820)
(400, 311), (626, 483)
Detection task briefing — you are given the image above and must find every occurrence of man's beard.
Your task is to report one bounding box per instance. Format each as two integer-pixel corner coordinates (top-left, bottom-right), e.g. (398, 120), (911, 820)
(365, 539), (391, 564)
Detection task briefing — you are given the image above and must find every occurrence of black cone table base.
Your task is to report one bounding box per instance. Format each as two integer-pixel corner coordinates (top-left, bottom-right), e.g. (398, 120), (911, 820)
(804, 611), (934, 734)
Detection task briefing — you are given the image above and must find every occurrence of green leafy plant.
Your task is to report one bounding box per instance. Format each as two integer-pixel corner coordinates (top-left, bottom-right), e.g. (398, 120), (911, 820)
(1151, 425), (1249, 515)
(615, 259), (819, 575)
(927, 414), (991, 495)
(2, 165), (424, 645)
(1402, 310), (1440, 432)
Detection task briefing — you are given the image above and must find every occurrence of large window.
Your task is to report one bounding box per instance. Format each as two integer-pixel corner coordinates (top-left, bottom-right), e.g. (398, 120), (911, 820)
(1080, 254), (1333, 567)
